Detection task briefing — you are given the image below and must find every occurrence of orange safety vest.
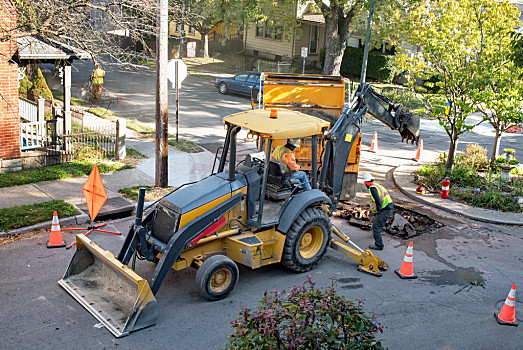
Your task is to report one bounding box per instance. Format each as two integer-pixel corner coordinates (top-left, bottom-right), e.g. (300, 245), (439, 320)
(369, 183), (393, 213)
(272, 145), (292, 172)
(92, 68), (105, 85)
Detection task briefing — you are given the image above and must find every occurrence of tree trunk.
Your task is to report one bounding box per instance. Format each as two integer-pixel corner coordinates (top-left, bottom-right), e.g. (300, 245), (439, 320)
(490, 129), (502, 164)
(446, 137), (459, 172)
(322, 6), (349, 76)
(203, 34), (209, 58)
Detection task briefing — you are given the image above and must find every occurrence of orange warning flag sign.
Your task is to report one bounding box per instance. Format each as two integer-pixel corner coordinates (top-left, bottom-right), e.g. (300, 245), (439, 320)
(82, 164), (107, 221)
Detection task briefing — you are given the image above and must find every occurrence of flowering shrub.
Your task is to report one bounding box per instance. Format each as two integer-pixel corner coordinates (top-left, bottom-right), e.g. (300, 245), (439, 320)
(226, 277), (384, 350)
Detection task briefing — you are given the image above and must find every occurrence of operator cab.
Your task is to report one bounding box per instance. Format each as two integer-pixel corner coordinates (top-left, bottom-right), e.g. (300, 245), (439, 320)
(216, 108), (330, 229)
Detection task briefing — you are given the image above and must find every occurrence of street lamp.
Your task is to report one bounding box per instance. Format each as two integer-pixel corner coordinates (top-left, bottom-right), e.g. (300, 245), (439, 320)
(360, 0), (375, 84)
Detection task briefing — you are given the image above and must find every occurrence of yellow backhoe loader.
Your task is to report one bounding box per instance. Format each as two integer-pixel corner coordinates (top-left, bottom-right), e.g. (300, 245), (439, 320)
(60, 87), (420, 337)
(252, 73), (420, 200)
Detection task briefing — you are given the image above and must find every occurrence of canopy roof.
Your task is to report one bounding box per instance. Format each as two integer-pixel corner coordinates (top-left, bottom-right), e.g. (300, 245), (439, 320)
(224, 108), (330, 139)
(16, 36), (90, 62)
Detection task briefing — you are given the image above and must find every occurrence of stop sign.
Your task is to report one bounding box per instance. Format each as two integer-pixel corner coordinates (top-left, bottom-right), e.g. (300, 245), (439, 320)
(167, 59), (187, 89)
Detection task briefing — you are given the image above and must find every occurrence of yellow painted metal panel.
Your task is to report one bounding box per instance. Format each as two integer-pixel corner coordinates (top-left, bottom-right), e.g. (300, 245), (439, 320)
(224, 109), (330, 139)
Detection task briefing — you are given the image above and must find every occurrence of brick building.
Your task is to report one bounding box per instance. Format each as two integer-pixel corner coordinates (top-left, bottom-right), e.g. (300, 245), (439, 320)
(0, 0), (21, 171)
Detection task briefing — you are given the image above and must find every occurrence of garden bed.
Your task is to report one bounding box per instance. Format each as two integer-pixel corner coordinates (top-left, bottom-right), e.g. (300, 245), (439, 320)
(414, 145), (523, 212)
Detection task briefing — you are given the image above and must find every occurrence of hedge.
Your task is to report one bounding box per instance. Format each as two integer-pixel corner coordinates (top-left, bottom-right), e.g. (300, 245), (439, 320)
(321, 46), (397, 83)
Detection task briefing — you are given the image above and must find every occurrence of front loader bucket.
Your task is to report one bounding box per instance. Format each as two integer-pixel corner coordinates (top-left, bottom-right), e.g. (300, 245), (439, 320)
(59, 234), (158, 337)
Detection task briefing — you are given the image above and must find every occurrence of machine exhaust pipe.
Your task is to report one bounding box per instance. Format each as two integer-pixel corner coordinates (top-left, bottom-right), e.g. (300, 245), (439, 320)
(228, 126), (241, 182)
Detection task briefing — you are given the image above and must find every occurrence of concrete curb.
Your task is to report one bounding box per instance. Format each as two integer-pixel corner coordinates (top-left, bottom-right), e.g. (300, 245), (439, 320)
(392, 165), (523, 226)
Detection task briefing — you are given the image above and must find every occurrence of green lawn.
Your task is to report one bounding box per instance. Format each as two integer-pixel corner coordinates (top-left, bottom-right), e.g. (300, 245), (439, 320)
(0, 200), (79, 231)
(51, 89), (90, 106)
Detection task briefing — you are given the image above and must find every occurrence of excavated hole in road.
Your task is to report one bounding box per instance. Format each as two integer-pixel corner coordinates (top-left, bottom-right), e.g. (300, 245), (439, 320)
(334, 203), (444, 238)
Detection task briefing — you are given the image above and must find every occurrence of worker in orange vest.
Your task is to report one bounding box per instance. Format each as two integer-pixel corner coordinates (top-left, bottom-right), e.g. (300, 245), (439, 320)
(271, 139), (311, 190)
(90, 63), (105, 103)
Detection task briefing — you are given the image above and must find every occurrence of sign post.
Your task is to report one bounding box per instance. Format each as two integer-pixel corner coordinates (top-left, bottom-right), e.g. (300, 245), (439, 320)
(301, 47), (308, 74)
(167, 59), (188, 142)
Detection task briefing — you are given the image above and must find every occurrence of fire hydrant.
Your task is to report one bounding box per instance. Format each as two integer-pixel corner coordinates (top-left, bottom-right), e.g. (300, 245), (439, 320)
(441, 178), (450, 199)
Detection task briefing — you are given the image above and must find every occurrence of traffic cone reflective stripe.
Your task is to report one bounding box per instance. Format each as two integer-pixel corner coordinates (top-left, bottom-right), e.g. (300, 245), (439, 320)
(47, 211), (65, 248)
(369, 131), (378, 152)
(395, 241), (417, 279)
(413, 139), (423, 161)
(495, 284), (518, 326)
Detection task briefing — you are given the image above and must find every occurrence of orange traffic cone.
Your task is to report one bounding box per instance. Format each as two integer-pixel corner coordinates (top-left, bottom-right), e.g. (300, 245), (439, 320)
(413, 139), (423, 161)
(47, 211), (65, 248)
(495, 284), (518, 326)
(369, 131), (378, 152)
(395, 241), (417, 279)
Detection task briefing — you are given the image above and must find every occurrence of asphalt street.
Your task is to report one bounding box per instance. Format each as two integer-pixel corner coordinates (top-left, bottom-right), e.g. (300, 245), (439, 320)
(4, 62), (521, 349)
(1, 192), (521, 350)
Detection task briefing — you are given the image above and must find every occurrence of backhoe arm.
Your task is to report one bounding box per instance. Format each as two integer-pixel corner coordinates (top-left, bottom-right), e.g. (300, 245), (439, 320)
(356, 83), (420, 144)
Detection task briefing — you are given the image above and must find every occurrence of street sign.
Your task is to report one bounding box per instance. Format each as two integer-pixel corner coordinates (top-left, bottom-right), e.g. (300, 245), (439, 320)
(167, 59), (187, 89)
(301, 47), (308, 58)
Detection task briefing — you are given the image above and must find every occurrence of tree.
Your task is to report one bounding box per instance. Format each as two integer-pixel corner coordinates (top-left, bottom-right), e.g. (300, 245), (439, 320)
(469, 1), (523, 163)
(309, 0), (421, 75)
(30, 67), (53, 101)
(2, 0), (183, 186)
(1, 0), (170, 67)
(169, 0), (230, 59)
(396, 0), (520, 171)
(511, 31), (523, 75)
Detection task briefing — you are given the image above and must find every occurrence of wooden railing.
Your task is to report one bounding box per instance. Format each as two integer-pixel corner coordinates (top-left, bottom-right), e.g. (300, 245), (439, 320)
(19, 97), (45, 123)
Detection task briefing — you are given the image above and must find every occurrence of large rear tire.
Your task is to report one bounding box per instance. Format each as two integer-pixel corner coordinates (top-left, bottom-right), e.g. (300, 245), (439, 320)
(195, 255), (239, 301)
(282, 207), (332, 272)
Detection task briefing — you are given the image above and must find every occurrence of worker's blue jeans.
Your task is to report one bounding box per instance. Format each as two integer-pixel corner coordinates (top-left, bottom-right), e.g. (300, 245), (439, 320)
(289, 171), (311, 190)
(372, 204), (394, 248)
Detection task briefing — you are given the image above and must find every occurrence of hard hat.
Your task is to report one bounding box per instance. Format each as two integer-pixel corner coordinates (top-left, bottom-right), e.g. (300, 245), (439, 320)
(362, 173), (374, 183)
(287, 138), (300, 147)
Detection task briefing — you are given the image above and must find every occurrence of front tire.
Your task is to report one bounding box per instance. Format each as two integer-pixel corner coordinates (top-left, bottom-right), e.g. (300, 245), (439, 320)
(219, 82), (228, 94)
(195, 255), (239, 301)
(282, 207), (332, 272)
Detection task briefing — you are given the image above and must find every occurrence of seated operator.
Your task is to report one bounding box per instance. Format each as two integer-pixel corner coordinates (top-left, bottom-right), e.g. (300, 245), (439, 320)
(271, 138), (311, 190)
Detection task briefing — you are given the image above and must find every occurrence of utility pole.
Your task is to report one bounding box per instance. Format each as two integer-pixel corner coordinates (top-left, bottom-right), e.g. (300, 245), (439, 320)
(155, 0), (169, 187)
(360, 0), (376, 84)
(179, 0), (185, 59)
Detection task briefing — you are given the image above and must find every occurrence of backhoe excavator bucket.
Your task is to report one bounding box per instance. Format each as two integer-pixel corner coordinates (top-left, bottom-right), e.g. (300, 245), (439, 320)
(59, 234), (158, 337)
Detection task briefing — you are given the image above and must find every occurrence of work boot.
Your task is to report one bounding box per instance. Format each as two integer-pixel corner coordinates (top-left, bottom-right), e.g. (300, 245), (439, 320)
(369, 243), (383, 250)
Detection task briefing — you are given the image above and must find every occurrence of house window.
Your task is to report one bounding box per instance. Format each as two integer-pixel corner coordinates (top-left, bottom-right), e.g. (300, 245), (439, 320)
(264, 24), (273, 39)
(256, 20), (282, 40)
(256, 22), (264, 37)
(273, 28), (282, 40)
(188, 26), (195, 35)
(175, 24), (182, 33)
(309, 25), (319, 54)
